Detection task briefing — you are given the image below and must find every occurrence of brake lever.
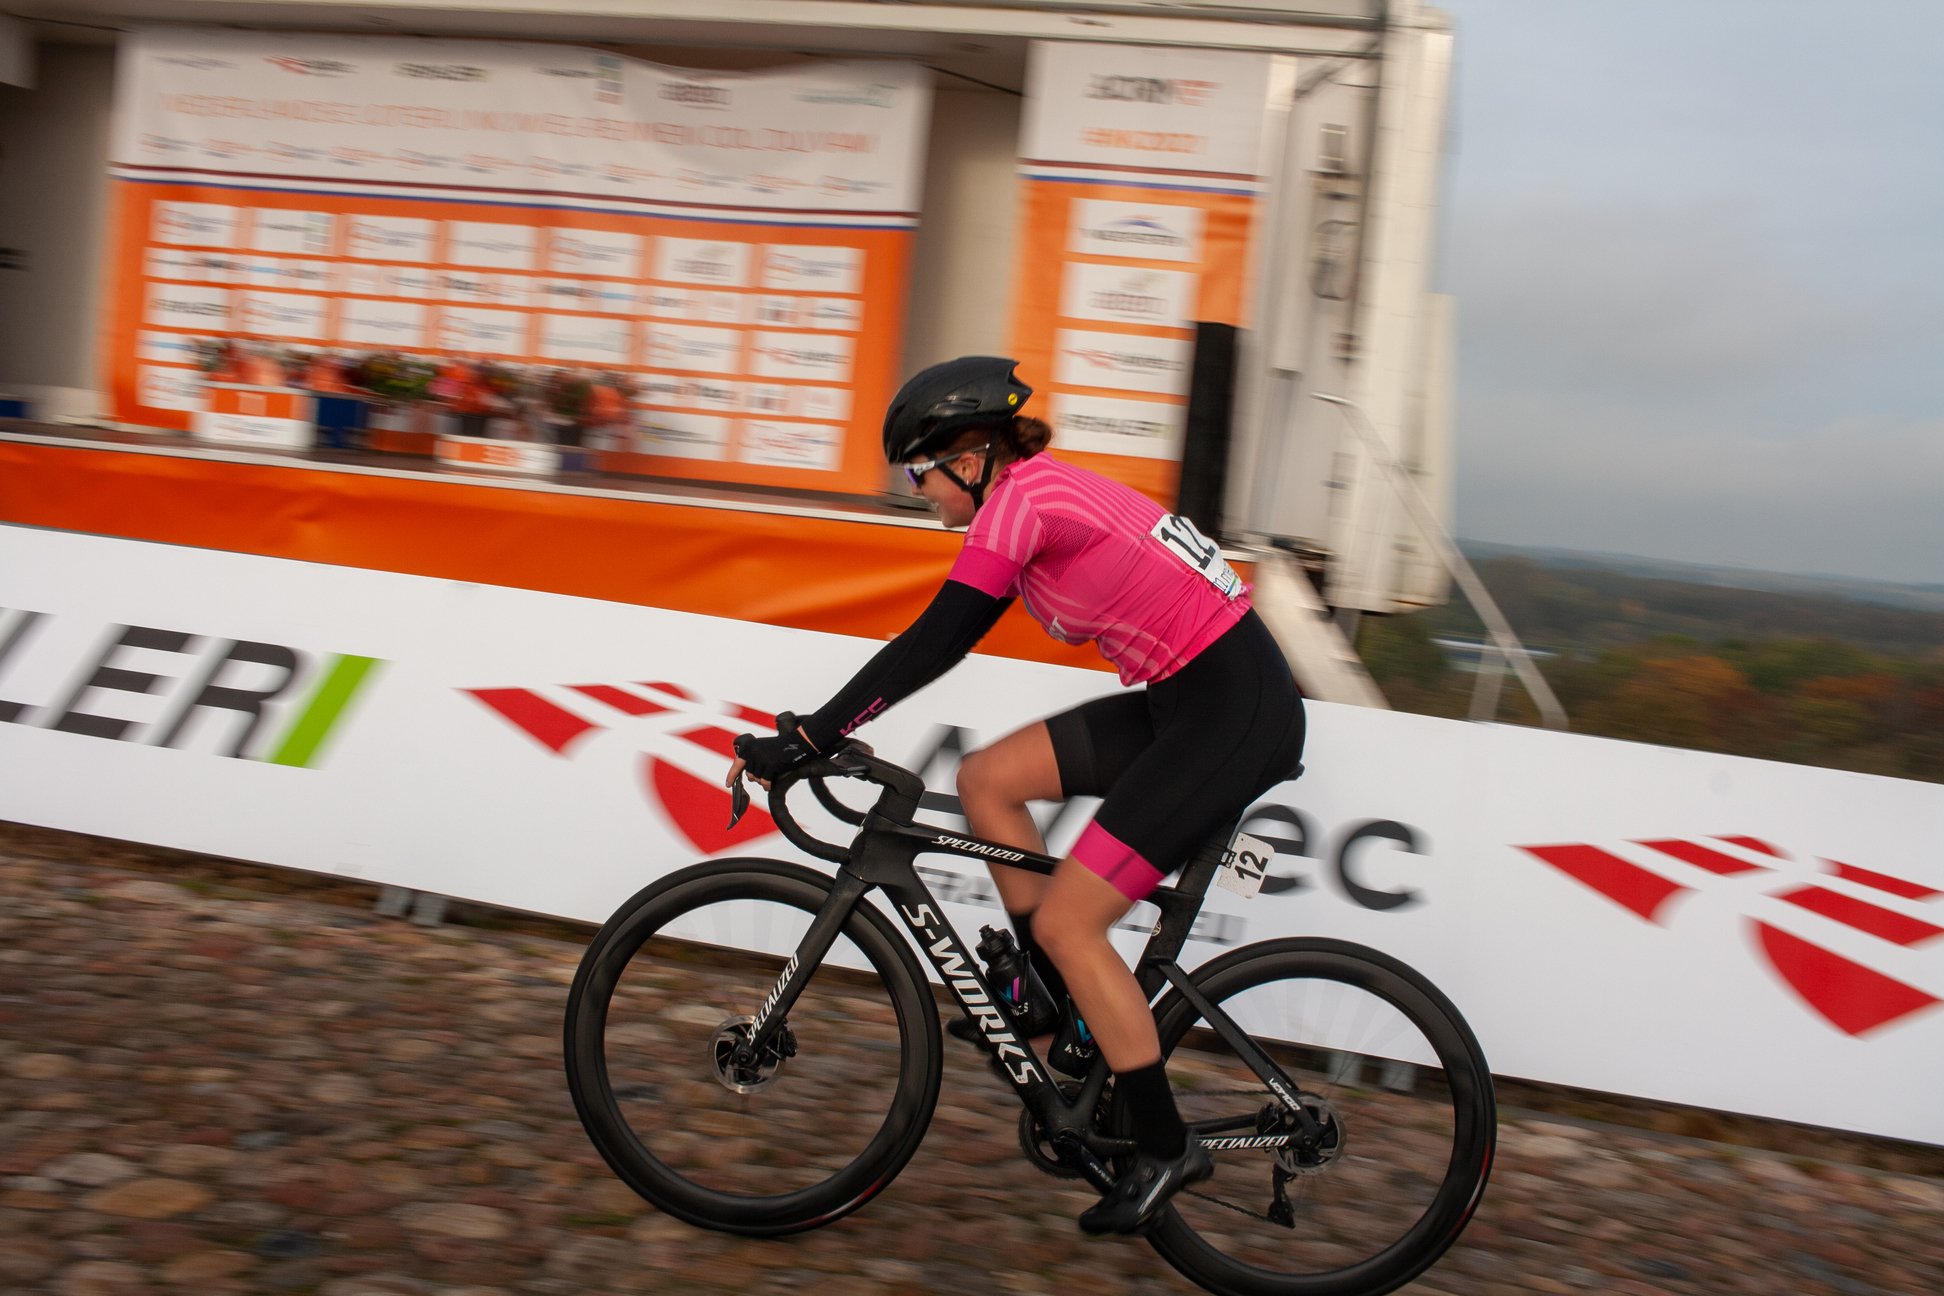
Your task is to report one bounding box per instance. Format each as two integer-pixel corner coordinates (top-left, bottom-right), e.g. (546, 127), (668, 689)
(726, 773), (751, 830)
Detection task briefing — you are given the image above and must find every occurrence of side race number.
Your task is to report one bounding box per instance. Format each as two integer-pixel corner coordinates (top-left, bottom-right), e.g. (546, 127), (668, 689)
(1150, 514), (1244, 600)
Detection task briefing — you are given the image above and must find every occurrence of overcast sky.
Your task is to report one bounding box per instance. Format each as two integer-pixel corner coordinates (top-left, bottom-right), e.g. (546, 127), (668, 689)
(1443, 1), (1944, 584)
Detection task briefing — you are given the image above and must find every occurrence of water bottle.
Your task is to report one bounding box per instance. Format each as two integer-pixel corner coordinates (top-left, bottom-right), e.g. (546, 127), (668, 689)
(976, 925), (1060, 1037)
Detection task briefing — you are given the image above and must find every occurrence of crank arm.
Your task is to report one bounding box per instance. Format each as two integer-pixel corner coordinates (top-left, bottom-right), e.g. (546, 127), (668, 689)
(1053, 1130), (1119, 1194)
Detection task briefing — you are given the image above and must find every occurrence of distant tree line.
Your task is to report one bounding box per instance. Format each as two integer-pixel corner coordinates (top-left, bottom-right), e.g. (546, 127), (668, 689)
(1357, 558), (1944, 784)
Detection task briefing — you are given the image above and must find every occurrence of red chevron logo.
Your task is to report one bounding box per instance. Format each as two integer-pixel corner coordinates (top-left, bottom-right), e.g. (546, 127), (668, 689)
(463, 679), (781, 855)
(1517, 836), (1942, 1037)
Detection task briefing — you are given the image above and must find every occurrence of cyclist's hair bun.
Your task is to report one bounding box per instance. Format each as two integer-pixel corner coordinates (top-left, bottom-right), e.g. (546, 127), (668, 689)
(1000, 416), (1052, 460)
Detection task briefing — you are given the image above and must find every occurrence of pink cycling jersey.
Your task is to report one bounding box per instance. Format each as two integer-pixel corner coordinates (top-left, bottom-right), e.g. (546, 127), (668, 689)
(946, 453), (1250, 684)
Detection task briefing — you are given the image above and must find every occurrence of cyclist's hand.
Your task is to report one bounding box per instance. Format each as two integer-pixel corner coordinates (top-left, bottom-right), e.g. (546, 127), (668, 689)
(727, 728), (818, 791)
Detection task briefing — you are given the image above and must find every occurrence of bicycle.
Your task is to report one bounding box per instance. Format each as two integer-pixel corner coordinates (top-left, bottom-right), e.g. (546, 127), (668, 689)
(564, 740), (1496, 1296)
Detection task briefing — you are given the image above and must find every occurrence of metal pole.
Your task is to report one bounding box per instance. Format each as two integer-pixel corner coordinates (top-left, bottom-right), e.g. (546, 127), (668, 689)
(1312, 392), (1568, 730)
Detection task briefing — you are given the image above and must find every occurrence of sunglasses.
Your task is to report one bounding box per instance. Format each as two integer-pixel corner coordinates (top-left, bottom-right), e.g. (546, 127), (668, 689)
(903, 442), (991, 489)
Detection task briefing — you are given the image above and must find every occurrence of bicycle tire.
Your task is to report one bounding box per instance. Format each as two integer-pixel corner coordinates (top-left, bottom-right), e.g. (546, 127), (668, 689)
(1127, 938), (1495, 1296)
(564, 858), (942, 1236)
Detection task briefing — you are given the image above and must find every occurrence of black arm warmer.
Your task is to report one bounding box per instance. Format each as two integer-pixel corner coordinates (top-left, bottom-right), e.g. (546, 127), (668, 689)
(801, 580), (1011, 752)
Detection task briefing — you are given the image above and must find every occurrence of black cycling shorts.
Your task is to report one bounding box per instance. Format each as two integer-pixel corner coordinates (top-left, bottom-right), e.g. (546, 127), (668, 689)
(1045, 608), (1306, 901)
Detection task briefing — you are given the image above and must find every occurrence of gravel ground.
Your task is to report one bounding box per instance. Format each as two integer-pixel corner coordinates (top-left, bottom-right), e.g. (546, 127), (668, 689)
(2, 822), (1942, 1296)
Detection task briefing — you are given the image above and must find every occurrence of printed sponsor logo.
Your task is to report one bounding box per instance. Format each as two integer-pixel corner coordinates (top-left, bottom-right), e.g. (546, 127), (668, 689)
(674, 247), (736, 279)
(538, 68), (598, 79)
(149, 296), (228, 319)
(0, 611), (381, 769)
(1068, 200), (1203, 265)
(661, 81), (731, 108)
(1088, 216), (1189, 251)
(395, 63), (488, 81)
(1083, 75), (1217, 107)
(796, 83), (896, 108)
(1518, 836), (1944, 1037)
(463, 679), (786, 854)
(264, 57), (355, 77)
(158, 57), (234, 70)
(1066, 347), (1181, 377)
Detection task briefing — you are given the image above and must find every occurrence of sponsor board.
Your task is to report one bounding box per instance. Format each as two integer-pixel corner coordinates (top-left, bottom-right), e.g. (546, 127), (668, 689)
(145, 283), (230, 330)
(347, 215), (438, 262)
(761, 245), (864, 294)
(107, 31), (926, 496)
(645, 323), (742, 374)
(1059, 263), (1198, 330)
(446, 221), (539, 271)
(548, 229), (644, 278)
(436, 307), (529, 355)
(1021, 41), (1277, 179)
(136, 365), (206, 411)
(740, 419), (842, 471)
(150, 201), (241, 247)
(748, 331), (854, 383)
(337, 299), (427, 348)
(235, 291), (331, 341)
(538, 314), (632, 365)
(3, 525), (1941, 1143)
(653, 237), (751, 288)
(1009, 42), (1268, 503)
(1049, 393), (1186, 460)
(250, 210), (336, 256)
(634, 409), (732, 461)
(1067, 200), (1204, 265)
(1053, 329), (1192, 396)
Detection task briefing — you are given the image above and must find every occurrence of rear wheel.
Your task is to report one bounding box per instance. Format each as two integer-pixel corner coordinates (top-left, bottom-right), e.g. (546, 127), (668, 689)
(1126, 939), (1495, 1296)
(564, 859), (941, 1236)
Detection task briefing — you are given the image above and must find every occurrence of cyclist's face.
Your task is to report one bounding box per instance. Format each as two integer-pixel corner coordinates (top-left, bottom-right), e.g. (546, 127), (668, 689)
(910, 451), (983, 527)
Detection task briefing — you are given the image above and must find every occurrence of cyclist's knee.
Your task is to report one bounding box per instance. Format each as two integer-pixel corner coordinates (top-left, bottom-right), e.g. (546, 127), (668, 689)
(956, 746), (1006, 806)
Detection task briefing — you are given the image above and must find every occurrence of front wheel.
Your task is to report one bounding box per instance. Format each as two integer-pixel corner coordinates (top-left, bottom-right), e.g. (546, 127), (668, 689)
(563, 858), (942, 1236)
(1128, 939), (1495, 1296)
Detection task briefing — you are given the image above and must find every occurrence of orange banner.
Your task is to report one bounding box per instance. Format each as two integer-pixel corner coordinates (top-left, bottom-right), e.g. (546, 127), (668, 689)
(0, 439), (1119, 674)
(1006, 178), (1258, 503)
(109, 182), (913, 496)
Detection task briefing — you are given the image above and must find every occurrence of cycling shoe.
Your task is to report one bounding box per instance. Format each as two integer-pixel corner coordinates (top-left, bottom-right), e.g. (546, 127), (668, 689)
(1078, 1140), (1213, 1236)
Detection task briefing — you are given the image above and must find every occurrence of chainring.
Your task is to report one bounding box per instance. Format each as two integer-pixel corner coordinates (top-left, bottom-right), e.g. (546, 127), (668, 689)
(1018, 1080), (1112, 1179)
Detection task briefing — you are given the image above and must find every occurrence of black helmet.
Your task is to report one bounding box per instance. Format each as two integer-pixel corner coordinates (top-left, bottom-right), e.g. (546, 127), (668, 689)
(882, 356), (1032, 464)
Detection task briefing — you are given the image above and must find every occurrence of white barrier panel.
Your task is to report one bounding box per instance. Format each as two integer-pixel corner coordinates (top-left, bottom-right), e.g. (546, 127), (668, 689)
(2, 524), (1940, 1144)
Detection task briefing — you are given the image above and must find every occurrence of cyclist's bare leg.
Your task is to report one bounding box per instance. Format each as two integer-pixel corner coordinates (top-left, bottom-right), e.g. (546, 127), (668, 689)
(955, 721), (1059, 914)
(956, 722), (1066, 1051)
(1030, 862), (1158, 1070)
(957, 723), (1157, 1068)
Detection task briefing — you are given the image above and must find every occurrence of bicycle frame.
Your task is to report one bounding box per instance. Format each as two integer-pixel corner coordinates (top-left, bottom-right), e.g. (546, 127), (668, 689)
(730, 749), (1324, 1192)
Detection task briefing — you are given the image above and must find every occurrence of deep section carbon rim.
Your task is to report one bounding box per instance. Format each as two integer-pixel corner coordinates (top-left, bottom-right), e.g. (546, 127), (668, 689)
(564, 859), (941, 1236)
(1134, 939), (1495, 1296)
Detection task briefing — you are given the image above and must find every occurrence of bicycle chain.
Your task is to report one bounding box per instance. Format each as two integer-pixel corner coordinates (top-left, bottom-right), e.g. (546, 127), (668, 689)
(1177, 1087), (1303, 1228)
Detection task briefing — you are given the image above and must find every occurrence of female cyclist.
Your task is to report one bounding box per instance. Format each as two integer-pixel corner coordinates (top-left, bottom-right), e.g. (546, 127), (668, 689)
(727, 356), (1306, 1236)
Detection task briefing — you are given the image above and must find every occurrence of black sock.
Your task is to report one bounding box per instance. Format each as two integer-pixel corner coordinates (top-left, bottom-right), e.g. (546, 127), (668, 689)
(1009, 910), (1070, 1010)
(1116, 1062), (1187, 1159)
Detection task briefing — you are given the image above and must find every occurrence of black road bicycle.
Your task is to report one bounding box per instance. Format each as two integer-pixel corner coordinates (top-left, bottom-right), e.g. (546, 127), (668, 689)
(564, 744), (1495, 1296)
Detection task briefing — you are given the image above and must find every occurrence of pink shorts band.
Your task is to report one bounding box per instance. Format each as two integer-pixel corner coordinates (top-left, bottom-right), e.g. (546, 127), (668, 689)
(1072, 820), (1166, 903)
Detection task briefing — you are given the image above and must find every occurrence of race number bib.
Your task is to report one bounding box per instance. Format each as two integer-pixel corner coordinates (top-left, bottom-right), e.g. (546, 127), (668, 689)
(1150, 513), (1244, 600)
(1216, 833), (1275, 900)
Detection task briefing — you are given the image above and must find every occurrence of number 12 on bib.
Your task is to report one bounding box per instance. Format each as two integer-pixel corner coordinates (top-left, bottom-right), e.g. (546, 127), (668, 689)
(1150, 514), (1244, 600)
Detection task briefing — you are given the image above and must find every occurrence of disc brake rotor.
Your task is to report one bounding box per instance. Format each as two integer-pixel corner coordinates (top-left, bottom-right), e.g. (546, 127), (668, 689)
(708, 1015), (796, 1095)
(1268, 1093), (1347, 1176)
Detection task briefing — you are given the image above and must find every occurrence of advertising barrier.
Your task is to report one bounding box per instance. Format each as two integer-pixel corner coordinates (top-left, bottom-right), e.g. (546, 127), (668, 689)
(106, 29), (932, 494)
(1007, 42), (1282, 503)
(3, 522), (1942, 1145)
